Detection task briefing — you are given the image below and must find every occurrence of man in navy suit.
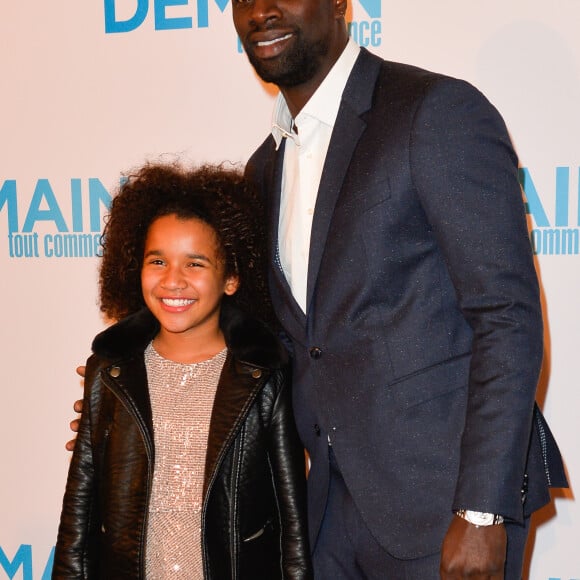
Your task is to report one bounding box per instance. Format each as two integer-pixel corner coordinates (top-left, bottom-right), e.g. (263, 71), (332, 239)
(232, 0), (567, 577)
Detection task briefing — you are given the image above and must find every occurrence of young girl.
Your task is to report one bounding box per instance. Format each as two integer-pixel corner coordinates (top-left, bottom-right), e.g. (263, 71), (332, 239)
(53, 163), (312, 579)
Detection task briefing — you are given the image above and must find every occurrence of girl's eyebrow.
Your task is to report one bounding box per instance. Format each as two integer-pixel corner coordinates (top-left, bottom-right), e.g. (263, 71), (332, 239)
(143, 249), (163, 258)
(186, 253), (212, 262)
(143, 249), (212, 262)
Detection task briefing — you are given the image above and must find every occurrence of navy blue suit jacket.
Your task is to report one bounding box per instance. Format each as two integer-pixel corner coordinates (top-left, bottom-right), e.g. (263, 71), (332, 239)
(246, 48), (566, 559)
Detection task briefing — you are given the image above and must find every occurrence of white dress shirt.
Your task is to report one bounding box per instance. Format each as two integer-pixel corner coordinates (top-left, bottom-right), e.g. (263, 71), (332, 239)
(271, 39), (360, 313)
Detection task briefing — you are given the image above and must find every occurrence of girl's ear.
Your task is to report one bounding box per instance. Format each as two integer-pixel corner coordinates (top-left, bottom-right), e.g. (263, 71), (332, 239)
(224, 275), (240, 296)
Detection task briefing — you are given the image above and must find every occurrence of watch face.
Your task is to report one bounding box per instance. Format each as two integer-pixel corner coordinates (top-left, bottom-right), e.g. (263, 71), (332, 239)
(456, 509), (503, 526)
(468, 511), (495, 526)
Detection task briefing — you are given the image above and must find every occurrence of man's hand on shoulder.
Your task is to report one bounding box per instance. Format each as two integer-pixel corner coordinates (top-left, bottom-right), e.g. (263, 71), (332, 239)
(65, 366), (86, 451)
(440, 514), (507, 579)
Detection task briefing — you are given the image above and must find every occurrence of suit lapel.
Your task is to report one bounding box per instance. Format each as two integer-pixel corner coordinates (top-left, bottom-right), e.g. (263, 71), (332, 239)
(265, 139), (284, 275)
(265, 49), (382, 326)
(306, 49), (382, 312)
(267, 140), (309, 336)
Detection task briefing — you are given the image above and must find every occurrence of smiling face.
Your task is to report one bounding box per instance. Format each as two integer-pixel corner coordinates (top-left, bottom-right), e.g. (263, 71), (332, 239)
(141, 214), (239, 352)
(232, 0), (348, 94)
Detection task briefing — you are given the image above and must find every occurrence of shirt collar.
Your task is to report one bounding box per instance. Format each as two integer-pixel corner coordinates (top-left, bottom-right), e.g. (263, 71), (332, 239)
(271, 39), (360, 149)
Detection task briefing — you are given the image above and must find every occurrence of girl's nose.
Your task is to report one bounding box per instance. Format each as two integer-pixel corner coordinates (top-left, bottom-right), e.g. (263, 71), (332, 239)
(161, 267), (187, 290)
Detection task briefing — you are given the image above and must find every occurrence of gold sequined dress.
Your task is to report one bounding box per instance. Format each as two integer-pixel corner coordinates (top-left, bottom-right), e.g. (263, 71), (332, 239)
(144, 342), (227, 578)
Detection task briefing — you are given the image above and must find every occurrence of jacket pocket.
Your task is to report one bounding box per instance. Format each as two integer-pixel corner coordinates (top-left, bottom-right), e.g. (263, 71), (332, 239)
(388, 352), (471, 410)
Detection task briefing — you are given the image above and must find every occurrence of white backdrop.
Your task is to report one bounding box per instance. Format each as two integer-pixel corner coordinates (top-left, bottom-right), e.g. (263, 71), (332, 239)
(0, 2), (577, 578)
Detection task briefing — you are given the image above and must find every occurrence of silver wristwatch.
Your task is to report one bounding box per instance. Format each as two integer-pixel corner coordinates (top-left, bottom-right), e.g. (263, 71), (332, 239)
(455, 509), (504, 526)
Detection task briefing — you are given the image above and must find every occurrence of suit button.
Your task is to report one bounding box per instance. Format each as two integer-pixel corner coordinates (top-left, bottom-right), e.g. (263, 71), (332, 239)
(309, 347), (322, 359)
(314, 424), (321, 436)
(109, 366), (121, 378)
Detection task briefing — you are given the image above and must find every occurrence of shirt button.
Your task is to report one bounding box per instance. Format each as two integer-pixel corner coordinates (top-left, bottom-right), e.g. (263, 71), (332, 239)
(309, 347), (322, 359)
(251, 369), (262, 379)
(109, 366), (121, 378)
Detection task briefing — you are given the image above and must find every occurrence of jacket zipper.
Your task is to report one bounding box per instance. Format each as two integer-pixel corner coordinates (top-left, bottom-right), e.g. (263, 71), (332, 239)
(200, 363), (268, 578)
(229, 432), (243, 579)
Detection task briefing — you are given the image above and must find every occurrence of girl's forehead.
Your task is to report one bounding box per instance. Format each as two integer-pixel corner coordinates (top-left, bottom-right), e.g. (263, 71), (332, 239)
(145, 215), (225, 255)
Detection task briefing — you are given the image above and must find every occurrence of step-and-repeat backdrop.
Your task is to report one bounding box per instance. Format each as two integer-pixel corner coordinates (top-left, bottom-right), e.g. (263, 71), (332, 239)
(1, 2), (577, 578)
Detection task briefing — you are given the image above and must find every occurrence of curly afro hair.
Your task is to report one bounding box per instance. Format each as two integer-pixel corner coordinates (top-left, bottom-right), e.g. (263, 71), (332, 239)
(98, 161), (273, 326)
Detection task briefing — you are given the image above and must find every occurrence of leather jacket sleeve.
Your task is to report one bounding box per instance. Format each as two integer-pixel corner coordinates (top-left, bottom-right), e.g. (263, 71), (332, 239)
(52, 355), (102, 578)
(263, 369), (313, 579)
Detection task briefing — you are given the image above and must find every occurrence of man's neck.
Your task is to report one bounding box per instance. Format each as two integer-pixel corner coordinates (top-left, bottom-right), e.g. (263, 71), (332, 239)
(280, 82), (322, 119)
(279, 37), (349, 118)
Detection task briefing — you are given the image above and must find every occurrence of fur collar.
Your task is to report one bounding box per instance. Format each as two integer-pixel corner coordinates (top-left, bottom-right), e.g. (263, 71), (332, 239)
(91, 303), (288, 370)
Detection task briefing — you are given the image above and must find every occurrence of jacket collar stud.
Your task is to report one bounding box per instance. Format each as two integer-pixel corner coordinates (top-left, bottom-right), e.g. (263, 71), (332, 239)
(109, 366), (121, 378)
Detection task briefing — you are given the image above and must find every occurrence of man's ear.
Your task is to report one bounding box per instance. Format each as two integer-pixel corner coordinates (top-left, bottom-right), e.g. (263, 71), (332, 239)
(224, 275), (240, 296)
(335, 0), (347, 18)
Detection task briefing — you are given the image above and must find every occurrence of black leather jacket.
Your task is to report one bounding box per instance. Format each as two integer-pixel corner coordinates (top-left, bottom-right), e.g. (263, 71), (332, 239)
(53, 305), (312, 579)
